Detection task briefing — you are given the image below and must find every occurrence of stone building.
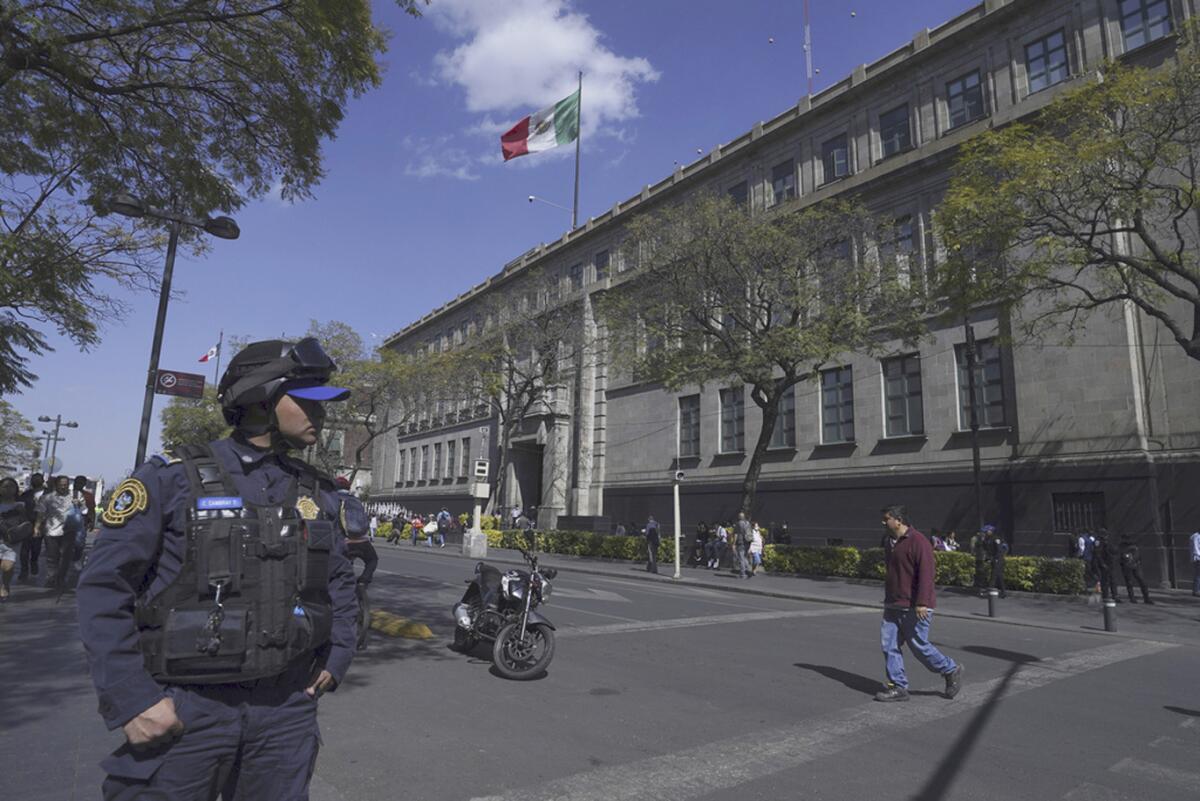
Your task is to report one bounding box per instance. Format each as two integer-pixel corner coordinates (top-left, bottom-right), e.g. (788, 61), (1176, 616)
(372, 0), (1200, 585)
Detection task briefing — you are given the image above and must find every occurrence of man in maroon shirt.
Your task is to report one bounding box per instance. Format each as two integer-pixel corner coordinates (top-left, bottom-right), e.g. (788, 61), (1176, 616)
(876, 504), (964, 702)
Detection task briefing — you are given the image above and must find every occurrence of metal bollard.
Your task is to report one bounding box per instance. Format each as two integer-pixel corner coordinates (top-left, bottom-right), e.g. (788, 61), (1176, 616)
(987, 588), (999, 617)
(1103, 599), (1117, 632)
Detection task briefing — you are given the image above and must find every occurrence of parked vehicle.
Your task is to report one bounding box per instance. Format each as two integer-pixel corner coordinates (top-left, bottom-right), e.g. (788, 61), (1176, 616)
(451, 536), (557, 680)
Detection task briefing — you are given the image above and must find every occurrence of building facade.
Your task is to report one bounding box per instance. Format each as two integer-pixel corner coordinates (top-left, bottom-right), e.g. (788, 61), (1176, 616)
(373, 0), (1200, 585)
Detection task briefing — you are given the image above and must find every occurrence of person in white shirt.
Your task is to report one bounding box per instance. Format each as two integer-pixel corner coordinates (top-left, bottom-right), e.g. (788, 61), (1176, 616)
(748, 523), (765, 576)
(35, 475), (76, 588)
(707, 523), (729, 569)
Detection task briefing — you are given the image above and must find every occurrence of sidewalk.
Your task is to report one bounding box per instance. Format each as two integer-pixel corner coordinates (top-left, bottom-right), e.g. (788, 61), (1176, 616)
(382, 540), (1200, 646)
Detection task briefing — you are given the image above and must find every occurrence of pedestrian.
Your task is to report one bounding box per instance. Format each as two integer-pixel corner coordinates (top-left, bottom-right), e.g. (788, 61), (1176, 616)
(423, 517), (439, 548)
(76, 336), (359, 800)
(968, 526), (989, 594)
(943, 530), (959, 552)
(1078, 530), (1099, 592)
(706, 522), (728, 569)
(748, 522), (764, 576)
(386, 514), (404, 545)
(875, 504), (964, 702)
(436, 507), (451, 547)
(1191, 528), (1200, 597)
(984, 524), (1008, 599)
(1117, 532), (1153, 604)
(368, 511), (378, 541)
(0, 477), (29, 601)
(17, 472), (44, 582)
(644, 514), (661, 574)
(36, 474), (77, 589)
(732, 512), (751, 579)
(410, 513), (424, 546)
(1092, 529), (1122, 603)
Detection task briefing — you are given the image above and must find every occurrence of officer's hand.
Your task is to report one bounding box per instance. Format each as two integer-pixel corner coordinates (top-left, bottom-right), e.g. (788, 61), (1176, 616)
(306, 669), (335, 698)
(123, 697), (184, 747)
(915, 605), (930, 621)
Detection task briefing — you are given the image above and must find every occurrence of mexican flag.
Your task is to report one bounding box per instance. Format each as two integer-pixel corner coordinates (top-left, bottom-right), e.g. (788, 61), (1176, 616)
(501, 89), (580, 161)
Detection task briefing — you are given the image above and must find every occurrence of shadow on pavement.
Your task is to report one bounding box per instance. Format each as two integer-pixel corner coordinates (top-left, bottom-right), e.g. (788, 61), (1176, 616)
(1163, 705), (1200, 718)
(792, 662), (881, 696)
(907, 646), (1040, 801)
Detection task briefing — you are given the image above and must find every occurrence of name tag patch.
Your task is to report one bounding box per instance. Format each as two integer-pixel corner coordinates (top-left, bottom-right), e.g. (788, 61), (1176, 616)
(197, 496), (243, 510)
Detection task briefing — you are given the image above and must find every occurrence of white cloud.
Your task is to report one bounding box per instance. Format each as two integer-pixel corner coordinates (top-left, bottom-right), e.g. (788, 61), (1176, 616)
(429, 0), (659, 138)
(401, 136), (481, 181)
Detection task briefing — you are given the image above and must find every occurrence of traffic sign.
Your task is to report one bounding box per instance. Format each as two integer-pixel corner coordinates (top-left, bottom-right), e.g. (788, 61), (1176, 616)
(155, 369), (205, 399)
(473, 459), (489, 479)
(41, 457), (62, 474)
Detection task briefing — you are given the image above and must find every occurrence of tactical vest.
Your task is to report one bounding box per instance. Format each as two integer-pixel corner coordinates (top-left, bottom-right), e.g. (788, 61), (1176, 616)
(136, 444), (335, 684)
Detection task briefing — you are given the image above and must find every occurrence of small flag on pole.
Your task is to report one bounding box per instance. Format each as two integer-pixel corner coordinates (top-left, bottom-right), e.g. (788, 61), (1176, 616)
(501, 89), (581, 161)
(198, 344), (219, 363)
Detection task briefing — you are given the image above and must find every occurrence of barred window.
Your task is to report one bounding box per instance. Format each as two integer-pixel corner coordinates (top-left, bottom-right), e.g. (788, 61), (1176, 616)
(883, 354), (923, 436)
(1052, 492), (1106, 534)
(461, 437), (471, 477)
(821, 366), (855, 443)
(679, 395), (701, 457)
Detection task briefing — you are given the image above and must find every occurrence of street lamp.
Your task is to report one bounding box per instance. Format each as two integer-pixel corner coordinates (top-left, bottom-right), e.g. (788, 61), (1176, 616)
(106, 192), (240, 468)
(527, 195), (572, 214)
(37, 414), (78, 474)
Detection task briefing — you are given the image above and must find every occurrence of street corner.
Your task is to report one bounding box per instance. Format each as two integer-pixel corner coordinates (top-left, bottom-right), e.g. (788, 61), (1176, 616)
(369, 609), (435, 640)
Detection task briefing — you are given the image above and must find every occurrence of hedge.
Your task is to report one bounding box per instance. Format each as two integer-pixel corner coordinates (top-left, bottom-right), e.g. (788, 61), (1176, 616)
(382, 525), (1087, 595)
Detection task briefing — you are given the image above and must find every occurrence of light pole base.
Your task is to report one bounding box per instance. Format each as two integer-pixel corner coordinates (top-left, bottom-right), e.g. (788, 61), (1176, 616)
(462, 530), (488, 559)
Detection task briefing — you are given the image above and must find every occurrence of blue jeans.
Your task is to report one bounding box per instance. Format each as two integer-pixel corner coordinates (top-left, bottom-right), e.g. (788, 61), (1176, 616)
(880, 607), (957, 689)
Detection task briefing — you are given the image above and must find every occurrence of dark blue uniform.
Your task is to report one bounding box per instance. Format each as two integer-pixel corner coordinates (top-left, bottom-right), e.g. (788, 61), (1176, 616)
(77, 436), (358, 800)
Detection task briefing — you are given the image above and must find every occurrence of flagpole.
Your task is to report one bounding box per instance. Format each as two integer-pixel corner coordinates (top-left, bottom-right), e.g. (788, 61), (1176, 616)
(572, 70), (582, 230)
(213, 329), (223, 386)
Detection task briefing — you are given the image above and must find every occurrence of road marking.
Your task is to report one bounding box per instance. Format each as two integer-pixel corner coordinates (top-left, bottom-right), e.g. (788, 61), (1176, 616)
(1111, 757), (1200, 792)
(1180, 717), (1196, 729)
(550, 603), (641, 622)
(470, 639), (1175, 801)
(557, 606), (873, 639)
(553, 587), (631, 603)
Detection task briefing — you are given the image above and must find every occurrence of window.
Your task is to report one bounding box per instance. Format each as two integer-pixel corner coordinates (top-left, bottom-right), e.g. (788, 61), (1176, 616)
(433, 443), (442, 479)
(821, 135), (850, 182)
(446, 439), (456, 480)
(679, 395), (701, 457)
(884, 215), (915, 286)
(719, 387), (745, 453)
(419, 445), (429, 481)
(946, 70), (985, 129)
(956, 338), (1007, 429)
(883, 354), (923, 437)
(879, 105), (911, 158)
(408, 447), (417, 482)
(594, 250), (609, 282)
(569, 262), (583, 291)
(1026, 30), (1068, 93)
(1119, 0), (1171, 50)
(323, 430), (344, 459)
(821, 366), (855, 443)
(459, 321), (469, 344)
(1052, 492), (1106, 533)
(769, 160), (796, 206)
(727, 181), (749, 208)
(395, 448), (406, 485)
(770, 385), (796, 448)
(461, 437), (471, 477)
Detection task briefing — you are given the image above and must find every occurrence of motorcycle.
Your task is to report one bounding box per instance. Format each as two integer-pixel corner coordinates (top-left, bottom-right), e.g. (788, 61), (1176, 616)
(451, 536), (558, 680)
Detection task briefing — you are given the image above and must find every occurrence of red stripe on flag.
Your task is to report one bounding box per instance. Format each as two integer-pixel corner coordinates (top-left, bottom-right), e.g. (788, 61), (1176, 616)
(501, 115), (532, 161)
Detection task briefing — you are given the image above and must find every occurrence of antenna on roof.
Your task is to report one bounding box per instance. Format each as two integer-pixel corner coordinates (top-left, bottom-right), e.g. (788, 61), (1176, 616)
(803, 0), (814, 96)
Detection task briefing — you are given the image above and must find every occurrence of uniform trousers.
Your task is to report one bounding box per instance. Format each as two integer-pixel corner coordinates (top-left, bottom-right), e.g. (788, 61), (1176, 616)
(101, 667), (320, 801)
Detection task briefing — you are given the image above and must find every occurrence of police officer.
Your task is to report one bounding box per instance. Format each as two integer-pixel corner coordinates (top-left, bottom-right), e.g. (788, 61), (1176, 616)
(77, 337), (359, 800)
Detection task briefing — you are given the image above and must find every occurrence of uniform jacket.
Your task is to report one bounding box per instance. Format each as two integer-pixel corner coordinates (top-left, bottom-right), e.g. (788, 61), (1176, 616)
(77, 436), (358, 731)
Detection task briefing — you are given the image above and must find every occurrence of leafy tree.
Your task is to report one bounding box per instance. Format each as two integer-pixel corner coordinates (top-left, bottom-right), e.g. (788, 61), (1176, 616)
(937, 21), (1200, 363)
(0, 399), (37, 470)
(160, 386), (230, 452)
(602, 194), (926, 515)
(456, 272), (586, 514)
(0, 1), (425, 393)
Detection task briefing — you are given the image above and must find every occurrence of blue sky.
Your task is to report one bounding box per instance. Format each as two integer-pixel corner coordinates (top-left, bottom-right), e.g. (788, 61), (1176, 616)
(9, 0), (978, 485)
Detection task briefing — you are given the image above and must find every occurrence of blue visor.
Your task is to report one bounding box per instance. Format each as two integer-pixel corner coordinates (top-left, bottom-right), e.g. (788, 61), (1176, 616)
(285, 384), (350, 402)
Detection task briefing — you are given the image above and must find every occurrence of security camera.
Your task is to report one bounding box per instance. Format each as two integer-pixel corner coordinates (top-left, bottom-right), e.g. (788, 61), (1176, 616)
(528, 195), (535, 203)
(674, 470), (686, 482)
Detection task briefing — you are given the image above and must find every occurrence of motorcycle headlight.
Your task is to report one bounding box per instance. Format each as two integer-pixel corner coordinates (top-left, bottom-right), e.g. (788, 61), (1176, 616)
(539, 577), (552, 600)
(501, 574), (524, 600)
(453, 603), (472, 629)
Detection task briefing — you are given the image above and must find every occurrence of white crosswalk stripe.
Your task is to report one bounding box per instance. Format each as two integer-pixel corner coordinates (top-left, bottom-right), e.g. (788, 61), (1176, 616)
(1110, 757), (1200, 793)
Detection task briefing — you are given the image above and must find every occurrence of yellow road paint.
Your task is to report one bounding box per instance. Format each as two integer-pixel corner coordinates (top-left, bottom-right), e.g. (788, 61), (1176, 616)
(369, 609), (435, 639)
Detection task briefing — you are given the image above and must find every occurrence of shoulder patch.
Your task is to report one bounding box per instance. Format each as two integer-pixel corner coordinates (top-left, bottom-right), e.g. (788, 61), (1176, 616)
(101, 479), (150, 527)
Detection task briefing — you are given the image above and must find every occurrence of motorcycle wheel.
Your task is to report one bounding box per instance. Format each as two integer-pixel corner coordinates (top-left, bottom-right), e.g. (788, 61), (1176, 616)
(492, 622), (555, 680)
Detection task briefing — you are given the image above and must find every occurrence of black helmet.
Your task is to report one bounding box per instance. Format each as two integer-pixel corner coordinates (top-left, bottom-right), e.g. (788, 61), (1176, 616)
(218, 337), (350, 430)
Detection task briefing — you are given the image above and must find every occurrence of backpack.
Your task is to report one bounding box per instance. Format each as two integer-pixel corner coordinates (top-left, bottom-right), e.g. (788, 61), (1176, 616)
(0, 501), (32, 545)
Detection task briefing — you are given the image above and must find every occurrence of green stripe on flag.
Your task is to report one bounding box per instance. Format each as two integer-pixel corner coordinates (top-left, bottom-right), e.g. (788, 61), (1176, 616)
(553, 89), (580, 146)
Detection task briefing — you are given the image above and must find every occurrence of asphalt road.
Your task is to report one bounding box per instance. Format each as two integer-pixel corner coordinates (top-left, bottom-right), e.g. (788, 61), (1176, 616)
(2, 545), (1197, 801)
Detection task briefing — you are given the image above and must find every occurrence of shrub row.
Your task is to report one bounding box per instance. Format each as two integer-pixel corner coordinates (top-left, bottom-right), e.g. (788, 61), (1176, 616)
(471, 530), (1086, 595)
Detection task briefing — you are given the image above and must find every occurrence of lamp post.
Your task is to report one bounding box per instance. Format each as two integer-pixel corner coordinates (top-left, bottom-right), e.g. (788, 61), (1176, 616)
(106, 193), (239, 468)
(527, 195), (572, 216)
(963, 318), (984, 532)
(37, 414), (78, 474)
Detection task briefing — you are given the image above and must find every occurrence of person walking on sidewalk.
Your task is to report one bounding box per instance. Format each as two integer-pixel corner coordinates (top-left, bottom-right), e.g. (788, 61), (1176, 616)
(1191, 529), (1200, 597)
(875, 504), (963, 703)
(969, 526), (989, 595)
(748, 522), (764, 577)
(1117, 532), (1153, 604)
(644, 515), (661, 574)
(732, 512), (751, 579)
